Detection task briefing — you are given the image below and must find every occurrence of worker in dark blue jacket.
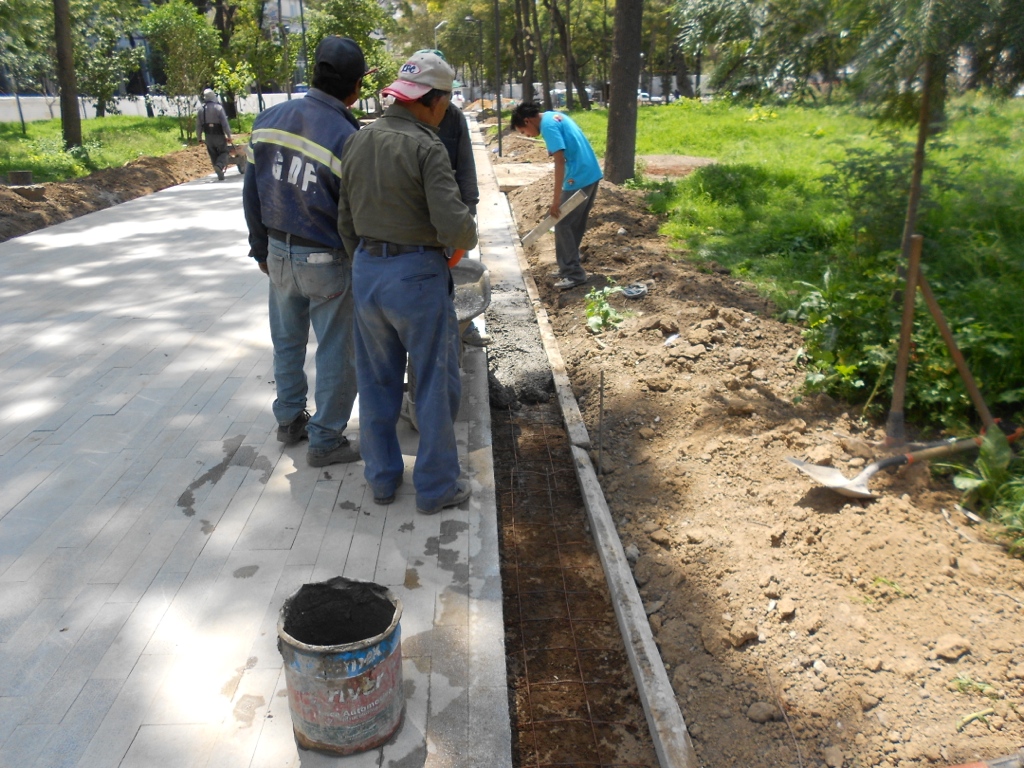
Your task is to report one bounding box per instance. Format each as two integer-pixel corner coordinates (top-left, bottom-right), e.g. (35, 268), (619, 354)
(242, 36), (372, 468)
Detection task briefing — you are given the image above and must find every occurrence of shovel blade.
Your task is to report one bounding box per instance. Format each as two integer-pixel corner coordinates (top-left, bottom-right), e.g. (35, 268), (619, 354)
(786, 458), (877, 499)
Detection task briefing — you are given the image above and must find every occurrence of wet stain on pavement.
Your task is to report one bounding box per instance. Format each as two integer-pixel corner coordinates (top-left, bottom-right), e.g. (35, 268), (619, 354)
(399, 522), (415, 532)
(200, 519), (215, 534)
(424, 520), (470, 589)
(233, 565), (259, 578)
(338, 500), (357, 510)
(177, 435), (272, 516)
(404, 568), (421, 589)
(232, 694), (265, 727)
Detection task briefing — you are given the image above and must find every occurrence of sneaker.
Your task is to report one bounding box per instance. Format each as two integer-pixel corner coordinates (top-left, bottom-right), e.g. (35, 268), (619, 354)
(416, 480), (471, 515)
(374, 476), (404, 505)
(461, 324), (491, 347)
(307, 439), (360, 467)
(277, 411), (310, 444)
(554, 277), (586, 291)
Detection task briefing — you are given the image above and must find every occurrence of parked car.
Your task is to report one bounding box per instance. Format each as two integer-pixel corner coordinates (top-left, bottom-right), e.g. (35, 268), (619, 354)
(637, 90), (650, 104)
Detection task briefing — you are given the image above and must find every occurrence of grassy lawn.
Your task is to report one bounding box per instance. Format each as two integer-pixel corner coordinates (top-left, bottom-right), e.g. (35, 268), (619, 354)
(0, 114), (254, 183)
(569, 97), (1024, 431)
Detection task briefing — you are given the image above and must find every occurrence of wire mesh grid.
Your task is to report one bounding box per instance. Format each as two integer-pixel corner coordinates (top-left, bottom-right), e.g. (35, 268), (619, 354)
(495, 405), (654, 768)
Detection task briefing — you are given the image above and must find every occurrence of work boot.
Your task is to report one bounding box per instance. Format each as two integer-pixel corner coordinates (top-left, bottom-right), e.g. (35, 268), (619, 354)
(461, 324), (491, 347)
(417, 478), (471, 515)
(554, 277), (586, 291)
(277, 410), (310, 444)
(307, 438), (360, 467)
(216, 167), (225, 180)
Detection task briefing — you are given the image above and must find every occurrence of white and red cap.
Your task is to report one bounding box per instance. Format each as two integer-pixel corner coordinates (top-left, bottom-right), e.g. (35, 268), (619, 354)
(382, 52), (455, 101)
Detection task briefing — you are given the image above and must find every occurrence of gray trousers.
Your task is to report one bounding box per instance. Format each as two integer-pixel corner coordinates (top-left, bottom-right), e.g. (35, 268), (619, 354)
(204, 134), (230, 172)
(554, 180), (599, 282)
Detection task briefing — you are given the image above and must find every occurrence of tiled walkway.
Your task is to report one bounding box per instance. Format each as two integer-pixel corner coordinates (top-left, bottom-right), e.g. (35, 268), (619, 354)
(0, 127), (510, 767)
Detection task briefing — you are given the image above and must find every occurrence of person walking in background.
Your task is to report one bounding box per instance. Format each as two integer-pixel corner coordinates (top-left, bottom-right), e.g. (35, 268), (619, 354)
(196, 89), (233, 181)
(242, 36), (372, 467)
(510, 102), (602, 290)
(337, 51), (478, 515)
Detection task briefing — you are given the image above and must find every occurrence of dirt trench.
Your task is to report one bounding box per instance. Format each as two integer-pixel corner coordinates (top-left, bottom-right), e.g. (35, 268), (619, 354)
(487, 128), (1024, 768)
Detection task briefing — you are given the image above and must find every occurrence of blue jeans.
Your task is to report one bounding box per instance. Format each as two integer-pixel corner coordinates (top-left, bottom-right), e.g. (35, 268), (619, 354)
(352, 245), (461, 510)
(267, 238), (357, 453)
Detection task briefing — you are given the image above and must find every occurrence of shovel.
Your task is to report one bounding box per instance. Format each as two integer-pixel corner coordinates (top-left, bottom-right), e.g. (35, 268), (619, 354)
(788, 436), (995, 499)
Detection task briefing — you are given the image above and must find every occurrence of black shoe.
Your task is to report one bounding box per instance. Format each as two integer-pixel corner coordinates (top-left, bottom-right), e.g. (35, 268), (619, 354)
(374, 476), (404, 505)
(307, 438), (361, 467)
(216, 168), (225, 180)
(277, 411), (310, 444)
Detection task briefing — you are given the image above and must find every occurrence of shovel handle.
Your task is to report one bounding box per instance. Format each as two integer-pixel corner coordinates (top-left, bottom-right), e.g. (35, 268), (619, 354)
(899, 425), (1022, 466)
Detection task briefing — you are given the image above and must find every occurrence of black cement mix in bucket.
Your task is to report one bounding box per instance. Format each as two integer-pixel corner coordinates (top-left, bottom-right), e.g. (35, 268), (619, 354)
(282, 577), (396, 647)
(278, 577), (405, 755)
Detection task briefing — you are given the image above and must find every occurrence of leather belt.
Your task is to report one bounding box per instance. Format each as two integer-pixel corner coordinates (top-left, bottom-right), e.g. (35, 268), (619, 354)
(359, 239), (435, 257)
(268, 228), (328, 249)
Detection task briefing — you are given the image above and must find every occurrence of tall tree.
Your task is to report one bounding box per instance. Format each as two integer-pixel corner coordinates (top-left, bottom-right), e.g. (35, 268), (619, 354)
(142, 0), (219, 138)
(605, 0), (642, 182)
(73, 0), (145, 117)
(52, 0), (81, 147)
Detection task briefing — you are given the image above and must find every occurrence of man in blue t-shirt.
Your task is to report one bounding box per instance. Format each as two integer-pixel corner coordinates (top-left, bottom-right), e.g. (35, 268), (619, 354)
(511, 103), (602, 290)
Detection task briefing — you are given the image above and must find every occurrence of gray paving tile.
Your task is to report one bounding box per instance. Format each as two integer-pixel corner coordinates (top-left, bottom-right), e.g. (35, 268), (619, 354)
(0, 131), (512, 766)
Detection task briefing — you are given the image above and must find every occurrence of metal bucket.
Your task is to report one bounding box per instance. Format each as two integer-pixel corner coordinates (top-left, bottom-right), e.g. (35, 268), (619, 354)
(277, 577), (405, 755)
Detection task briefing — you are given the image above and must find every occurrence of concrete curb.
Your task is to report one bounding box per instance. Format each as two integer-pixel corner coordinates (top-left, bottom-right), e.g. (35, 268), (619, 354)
(501, 169), (700, 768)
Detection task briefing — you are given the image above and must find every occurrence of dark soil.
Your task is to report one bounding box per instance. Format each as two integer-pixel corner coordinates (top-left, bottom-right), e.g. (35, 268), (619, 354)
(282, 578), (397, 647)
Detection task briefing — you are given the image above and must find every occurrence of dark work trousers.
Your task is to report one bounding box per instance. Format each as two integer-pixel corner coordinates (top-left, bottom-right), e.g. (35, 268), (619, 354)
(204, 133), (230, 173)
(554, 180), (599, 283)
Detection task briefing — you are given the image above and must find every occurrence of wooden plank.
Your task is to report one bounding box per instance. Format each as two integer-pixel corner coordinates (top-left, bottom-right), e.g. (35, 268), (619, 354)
(571, 446), (698, 768)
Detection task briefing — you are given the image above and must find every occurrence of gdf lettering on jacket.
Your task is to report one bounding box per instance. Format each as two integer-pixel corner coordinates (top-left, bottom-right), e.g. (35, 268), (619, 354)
(241, 89), (360, 260)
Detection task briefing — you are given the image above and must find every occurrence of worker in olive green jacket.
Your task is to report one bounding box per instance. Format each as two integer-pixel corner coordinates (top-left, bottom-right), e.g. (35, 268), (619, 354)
(337, 51), (477, 516)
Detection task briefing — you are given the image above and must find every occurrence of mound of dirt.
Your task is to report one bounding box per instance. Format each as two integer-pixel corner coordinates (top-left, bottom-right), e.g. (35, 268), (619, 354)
(505, 168), (1024, 768)
(0, 144), (216, 243)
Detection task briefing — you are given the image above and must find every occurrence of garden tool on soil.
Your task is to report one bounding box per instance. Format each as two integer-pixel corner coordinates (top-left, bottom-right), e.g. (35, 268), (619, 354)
(520, 190), (588, 248)
(943, 748), (1024, 768)
(227, 143), (246, 174)
(884, 60), (933, 447)
(788, 425), (1023, 499)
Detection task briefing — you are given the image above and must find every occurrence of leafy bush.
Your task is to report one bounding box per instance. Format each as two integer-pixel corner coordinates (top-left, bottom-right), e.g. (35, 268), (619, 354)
(953, 430), (1024, 555)
(608, 97), (1024, 428)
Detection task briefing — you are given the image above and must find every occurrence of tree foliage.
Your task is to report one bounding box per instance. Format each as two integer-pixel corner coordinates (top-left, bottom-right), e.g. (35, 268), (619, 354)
(306, 0), (398, 93)
(142, 0), (219, 136)
(73, 0), (145, 116)
(675, 0), (1024, 119)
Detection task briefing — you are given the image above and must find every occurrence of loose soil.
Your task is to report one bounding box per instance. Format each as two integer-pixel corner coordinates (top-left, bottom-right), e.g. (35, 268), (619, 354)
(0, 144), (216, 243)
(282, 578), (397, 647)
(490, 128), (1024, 768)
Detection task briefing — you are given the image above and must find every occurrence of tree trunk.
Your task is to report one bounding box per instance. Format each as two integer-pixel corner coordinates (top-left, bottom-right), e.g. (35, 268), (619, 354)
(518, 0), (536, 103)
(52, 0), (82, 148)
(547, 0), (590, 109)
(531, 0), (553, 110)
(673, 44), (694, 98)
(604, 0), (642, 183)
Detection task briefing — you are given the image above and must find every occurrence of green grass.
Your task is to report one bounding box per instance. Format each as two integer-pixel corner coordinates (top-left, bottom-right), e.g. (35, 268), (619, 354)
(0, 114), (253, 183)
(566, 97), (1024, 428)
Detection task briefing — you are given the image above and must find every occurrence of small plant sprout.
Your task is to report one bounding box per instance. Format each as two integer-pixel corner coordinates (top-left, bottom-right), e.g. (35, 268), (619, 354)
(584, 284), (624, 333)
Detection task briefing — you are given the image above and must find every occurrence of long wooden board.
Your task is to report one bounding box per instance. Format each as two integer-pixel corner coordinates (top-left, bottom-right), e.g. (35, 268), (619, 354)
(520, 190), (588, 248)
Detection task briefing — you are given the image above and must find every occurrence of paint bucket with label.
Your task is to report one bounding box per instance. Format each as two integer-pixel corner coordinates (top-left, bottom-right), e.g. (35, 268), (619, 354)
(277, 576), (404, 755)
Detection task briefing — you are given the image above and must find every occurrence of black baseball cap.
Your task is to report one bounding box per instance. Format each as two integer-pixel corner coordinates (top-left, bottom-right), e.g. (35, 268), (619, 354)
(314, 36), (377, 76)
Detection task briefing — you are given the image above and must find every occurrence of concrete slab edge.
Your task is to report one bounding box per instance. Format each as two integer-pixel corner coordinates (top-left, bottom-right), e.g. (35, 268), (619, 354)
(502, 193), (699, 768)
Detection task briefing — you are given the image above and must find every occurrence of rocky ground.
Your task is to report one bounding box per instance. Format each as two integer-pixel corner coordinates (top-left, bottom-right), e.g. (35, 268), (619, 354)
(491, 127), (1024, 768)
